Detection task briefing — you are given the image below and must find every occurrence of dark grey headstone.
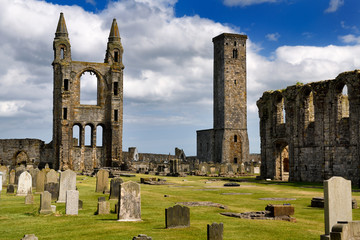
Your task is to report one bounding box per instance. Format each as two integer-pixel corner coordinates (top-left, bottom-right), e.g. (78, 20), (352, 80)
(207, 222), (223, 240)
(109, 177), (123, 200)
(39, 191), (52, 215)
(98, 197), (106, 202)
(223, 182), (240, 187)
(7, 184), (15, 194)
(165, 205), (190, 228)
(44, 182), (59, 201)
(78, 200), (83, 210)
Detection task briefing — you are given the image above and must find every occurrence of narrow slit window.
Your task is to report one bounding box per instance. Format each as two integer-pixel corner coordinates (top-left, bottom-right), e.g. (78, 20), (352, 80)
(233, 49), (238, 59)
(234, 158), (238, 164)
(60, 48), (64, 59)
(114, 51), (119, 62)
(234, 135), (237, 142)
(114, 82), (118, 95)
(234, 41), (237, 46)
(234, 80), (237, 85)
(114, 109), (118, 121)
(63, 108), (67, 120)
(64, 79), (69, 91)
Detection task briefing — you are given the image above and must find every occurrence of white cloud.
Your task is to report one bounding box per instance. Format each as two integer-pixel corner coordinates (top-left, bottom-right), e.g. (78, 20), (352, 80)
(340, 34), (360, 44)
(324, 0), (344, 13)
(85, 0), (96, 6)
(223, 0), (279, 7)
(266, 32), (280, 41)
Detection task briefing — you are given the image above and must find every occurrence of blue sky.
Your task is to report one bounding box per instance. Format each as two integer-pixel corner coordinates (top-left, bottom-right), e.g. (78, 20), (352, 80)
(0, 0), (360, 156)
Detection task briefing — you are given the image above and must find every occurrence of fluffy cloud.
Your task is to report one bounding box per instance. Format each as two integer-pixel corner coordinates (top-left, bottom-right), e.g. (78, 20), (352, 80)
(223, 0), (279, 7)
(266, 32), (280, 41)
(324, 0), (344, 13)
(0, 0), (360, 155)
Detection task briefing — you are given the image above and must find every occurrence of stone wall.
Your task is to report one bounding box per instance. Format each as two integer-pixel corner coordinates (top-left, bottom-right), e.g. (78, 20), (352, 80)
(257, 70), (360, 184)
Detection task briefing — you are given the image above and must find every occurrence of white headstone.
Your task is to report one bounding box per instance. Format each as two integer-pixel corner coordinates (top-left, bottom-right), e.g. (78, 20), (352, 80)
(66, 190), (79, 215)
(117, 181), (141, 221)
(323, 176), (352, 237)
(58, 170), (76, 203)
(17, 171), (32, 196)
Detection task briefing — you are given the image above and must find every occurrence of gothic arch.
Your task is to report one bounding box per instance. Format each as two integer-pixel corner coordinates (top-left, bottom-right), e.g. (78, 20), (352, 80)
(13, 151), (29, 166)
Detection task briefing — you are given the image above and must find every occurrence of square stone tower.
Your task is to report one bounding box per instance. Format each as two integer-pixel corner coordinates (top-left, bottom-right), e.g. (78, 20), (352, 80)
(52, 13), (124, 170)
(197, 33), (249, 164)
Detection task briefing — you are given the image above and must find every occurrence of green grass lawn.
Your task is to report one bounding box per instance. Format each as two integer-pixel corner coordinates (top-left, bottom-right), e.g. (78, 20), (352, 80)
(1, 174), (359, 240)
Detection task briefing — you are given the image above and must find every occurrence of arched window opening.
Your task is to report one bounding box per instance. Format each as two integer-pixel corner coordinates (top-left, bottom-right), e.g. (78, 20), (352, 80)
(234, 80), (237, 85)
(114, 50), (119, 63)
(64, 79), (69, 91)
(234, 135), (237, 142)
(340, 84), (349, 118)
(60, 47), (64, 59)
(232, 49), (238, 59)
(234, 158), (238, 164)
(72, 125), (81, 147)
(114, 109), (118, 122)
(84, 125), (92, 146)
(63, 108), (67, 120)
(96, 125), (103, 147)
(234, 41), (237, 46)
(114, 82), (119, 96)
(80, 71), (98, 105)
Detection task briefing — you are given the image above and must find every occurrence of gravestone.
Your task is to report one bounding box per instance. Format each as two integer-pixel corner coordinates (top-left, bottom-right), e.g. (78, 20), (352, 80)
(96, 169), (109, 193)
(35, 169), (46, 193)
(29, 168), (39, 188)
(0, 172), (2, 192)
(132, 234), (152, 240)
(7, 184), (15, 194)
(321, 176), (352, 240)
(17, 171), (32, 196)
(45, 182), (59, 201)
(98, 196), (106, 202)
(9, 169), (15, 185)
(66, 190), (79, 215)
(25, 194), (34, 204)
(97, 200), (110, 215)
(207, 222), (223, 240)
(165, 205), (190, 228)
(109, 177), (123, 200)
(117, 181), (141, 221)
(78, 200), (83, 210)
(21, 234), (38, 240)
(15, 165), (26, 184)
(0, 165), (8, 186)
(46, 169), (59, 184)
(39, 191), (52, 214)
(58, 169), (76, 202)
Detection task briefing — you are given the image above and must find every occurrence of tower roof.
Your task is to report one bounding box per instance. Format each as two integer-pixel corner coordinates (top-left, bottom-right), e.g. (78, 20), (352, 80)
(55, 12), (68, 39)
(108, 18), (120, 42)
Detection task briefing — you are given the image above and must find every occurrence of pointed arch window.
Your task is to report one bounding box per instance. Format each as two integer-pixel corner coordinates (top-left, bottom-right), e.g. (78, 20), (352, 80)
(233, 49), (238, 59)
(80, 71), (98, 105)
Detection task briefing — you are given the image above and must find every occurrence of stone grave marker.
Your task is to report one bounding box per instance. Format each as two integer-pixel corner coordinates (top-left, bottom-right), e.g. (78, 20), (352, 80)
(7, 184), (15, 194)
(0, 165), (8, 186)
(78, 200), (83, 210)
(321, 176), (352, 240)
(39, 191), (52, 214)
(165, 205), (190, 228)
(132, 234), (152, 240)
(17, 171), (32, 196)
(58, 169), (76, 202)
(46, 169), (59, 184)
(98, 196), (106, 202)
(25, 194), (34, 204)
(35, 169), (46, 193)
(9, 169), (15, 185)
(29, 168), (39, 188)
(21, 234), (38, 240)
(66, 190), (79, 215)
(96, 169), (109, 193)
(117, 181), (141, 221)
(109, 177), (123, 200)
(97, 200), (110, 215)
(15, 165), (25, 184)
(207, 222), (223, 240)
(44, 182), (59, 201)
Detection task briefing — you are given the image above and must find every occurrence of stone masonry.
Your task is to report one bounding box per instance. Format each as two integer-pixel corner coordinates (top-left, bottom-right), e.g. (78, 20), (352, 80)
(257, 70), (360, 184)
(197, 33), (249, 165)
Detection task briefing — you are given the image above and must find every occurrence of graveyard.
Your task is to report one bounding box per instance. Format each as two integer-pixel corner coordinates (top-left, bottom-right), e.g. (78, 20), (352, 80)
(1, 173), (360, 239)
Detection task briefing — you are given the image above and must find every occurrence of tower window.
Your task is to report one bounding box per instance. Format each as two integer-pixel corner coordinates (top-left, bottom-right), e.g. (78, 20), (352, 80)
(234, 135), (237, 142)
(234, 41), (237, 46)
(114, 82), (119, 95)
(234, 158), (238, 164)
(114, 51), (119, 63)
(233, 49), (238, 59)
(114, 109), (118, 121)
(60, 48), (64, 59)
(234, 80), (237, 85)
(63, 108), (67, 120)
(64, 79), (69, 91)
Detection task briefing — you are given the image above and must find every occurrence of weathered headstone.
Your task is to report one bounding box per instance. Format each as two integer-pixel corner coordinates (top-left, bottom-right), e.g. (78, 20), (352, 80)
(0, 172), (2, 192)
(207, 222), (223, 240)
(96, 169), (109, 193)
(35, 169), (46, 193)
(165, 205), (190, 228)
(321, 176), (352, 240)
(29, 168), (39, 188)
(9, 169), (15, 185)
(7, 184), (15, 194)
(78, 200), (83, 210)
(0, 165), (8, 186)
(58, 169), (76, 203)
(98, 196), (106, 202)
(21, 234), (38, 240)
(117, 181), (141, 221)
(132, 234), (152, 240)
(15, 165), (26, 184)
(97, 200), (110, 215)
(46, 169), (59, 184)
(44, 182), (59, 201)
(17, 171), (32, 196)
(109, 177), (123, 200)
(25, 194), (34, 204)
(39, 191), (52, 214)
(66, 190), (79, 215)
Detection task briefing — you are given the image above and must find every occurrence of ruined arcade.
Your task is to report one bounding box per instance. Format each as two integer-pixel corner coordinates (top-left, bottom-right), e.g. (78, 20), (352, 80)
(257, 70), (360, 184)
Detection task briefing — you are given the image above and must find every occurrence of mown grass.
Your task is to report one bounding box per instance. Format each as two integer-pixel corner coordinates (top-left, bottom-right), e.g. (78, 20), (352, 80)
(1, 174), (360, 240)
